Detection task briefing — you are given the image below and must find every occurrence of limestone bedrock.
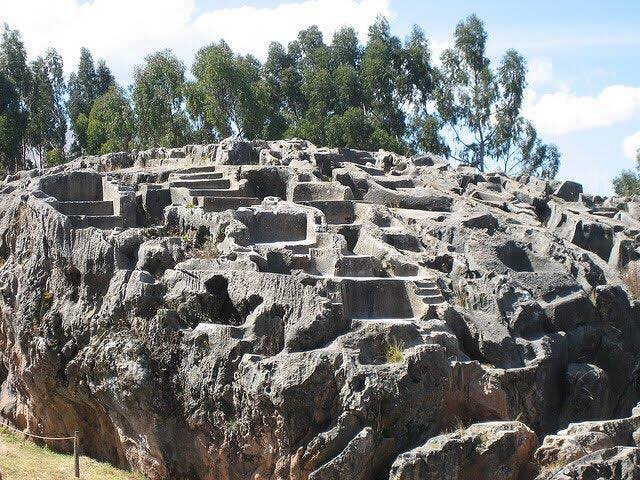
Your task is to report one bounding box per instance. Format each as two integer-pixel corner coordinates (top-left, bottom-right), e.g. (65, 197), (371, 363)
(1, 137), (640, 479)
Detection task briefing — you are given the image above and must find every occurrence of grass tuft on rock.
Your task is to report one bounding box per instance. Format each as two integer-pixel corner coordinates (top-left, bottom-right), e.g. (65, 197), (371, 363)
(384, 338), (405, 363)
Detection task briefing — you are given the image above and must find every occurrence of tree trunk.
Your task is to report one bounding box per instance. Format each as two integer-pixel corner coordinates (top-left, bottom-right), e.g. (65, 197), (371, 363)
(478, 127), (485, 172)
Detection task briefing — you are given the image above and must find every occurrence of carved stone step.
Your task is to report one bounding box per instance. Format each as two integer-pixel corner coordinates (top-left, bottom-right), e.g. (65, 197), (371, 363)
(176, 165), (218, 174)
(341, 278), (415, 320)
(375, 177), (414, 190)
(335, 255), (376, 277)
(57, 200), (114, 216)
(200, 196), (259, 212)
(170, 178), (231, 189)
(191, 189), (250, 199)
(420, 294), (445, 305)
(172, 171), (224, 180)
(67, 215), (123, 230)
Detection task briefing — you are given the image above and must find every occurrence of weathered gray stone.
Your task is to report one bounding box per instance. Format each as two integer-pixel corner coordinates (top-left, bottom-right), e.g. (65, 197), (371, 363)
(536, 447), (640, 480)
(389, 421), (538, 480)
(553, 180), (583, 202)
(1, 139), (639, 480)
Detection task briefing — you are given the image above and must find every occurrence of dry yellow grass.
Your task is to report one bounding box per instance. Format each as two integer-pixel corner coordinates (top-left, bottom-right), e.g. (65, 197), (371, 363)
(624, 261), (640, 299)
(0, 428), (144, 480)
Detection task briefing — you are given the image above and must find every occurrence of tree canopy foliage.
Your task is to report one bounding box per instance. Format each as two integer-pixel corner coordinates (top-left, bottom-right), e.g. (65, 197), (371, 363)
(435, 15), (558, 177)
(68, 47), (114, 155)
(613, 148), (640, 196)
(87, 85), (135, 154)
(132, 50), (190, 149)
(0, 16), (561, 181)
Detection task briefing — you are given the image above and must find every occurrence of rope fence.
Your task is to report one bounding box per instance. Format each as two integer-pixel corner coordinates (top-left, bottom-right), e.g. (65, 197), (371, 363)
(0, 421), (75, 440)
(0, 420), (80, 477)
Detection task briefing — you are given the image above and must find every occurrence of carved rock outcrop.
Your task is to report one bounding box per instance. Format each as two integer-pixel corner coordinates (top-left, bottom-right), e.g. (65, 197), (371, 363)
(1, 138), (640, 478)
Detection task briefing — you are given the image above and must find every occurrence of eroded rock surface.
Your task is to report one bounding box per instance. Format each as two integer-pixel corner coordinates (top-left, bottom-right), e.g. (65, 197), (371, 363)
(1, 138), (640, 479)
(389, 421), (538, 480)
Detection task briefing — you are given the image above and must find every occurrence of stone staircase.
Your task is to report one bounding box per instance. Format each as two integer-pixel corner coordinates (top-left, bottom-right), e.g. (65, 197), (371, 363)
(291, 196), (446, 326)
(413, 278), (445, 306)
(169, 166), (259, 212)
(56, 199), (124, 229)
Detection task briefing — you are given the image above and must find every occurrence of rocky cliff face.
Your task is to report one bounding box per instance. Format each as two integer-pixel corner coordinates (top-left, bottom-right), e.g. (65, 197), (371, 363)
(1, 138), (640, 479)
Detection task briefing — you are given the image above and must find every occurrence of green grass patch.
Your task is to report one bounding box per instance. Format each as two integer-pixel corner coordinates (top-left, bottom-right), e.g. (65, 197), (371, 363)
(0, 427), (144, 480)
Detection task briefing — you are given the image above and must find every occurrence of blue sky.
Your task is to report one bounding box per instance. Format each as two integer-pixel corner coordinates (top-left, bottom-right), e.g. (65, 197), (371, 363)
(2, 0), (639, 194)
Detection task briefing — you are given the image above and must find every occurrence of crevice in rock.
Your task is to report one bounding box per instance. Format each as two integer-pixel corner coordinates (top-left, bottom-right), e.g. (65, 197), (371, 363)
(204, 275), (244, 325)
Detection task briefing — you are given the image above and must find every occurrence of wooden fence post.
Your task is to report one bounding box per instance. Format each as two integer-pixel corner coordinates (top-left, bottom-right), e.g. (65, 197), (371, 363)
(74, 430), (80, 478)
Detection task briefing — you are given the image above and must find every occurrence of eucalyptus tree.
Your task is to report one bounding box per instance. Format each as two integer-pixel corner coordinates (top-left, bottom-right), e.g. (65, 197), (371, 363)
(68, 48), (115, 154)
(132, 49), (190, 148)
(284, 26), (334, 144)
(331, 27), (364, 115)
(330, 27), (361, 70)
(188, 41), (265, 141)
(436, 15), (561, 176)
(325, 106), (374, 151)
(435, 15), (522, 171)
(26, 57), (57, 163)
(613, 148), (640, 196)
(95, 59), (115, 96)
(262, 41), (303, 131)
(361, 16), (406, 145)
(332, 63), (363, 114)
(494, 118), (560, 178)
(613, 170), (640, 196)
(44, 49), (67, 154)
(0, 24), (30, 170)
(255, 43), (289, 140)
(87, 85), (135, 154)
(402, 25), (448, 156)
(292, 25), (330, 72)
(0, 71), (27, 173)
(0, 24), (30, 100)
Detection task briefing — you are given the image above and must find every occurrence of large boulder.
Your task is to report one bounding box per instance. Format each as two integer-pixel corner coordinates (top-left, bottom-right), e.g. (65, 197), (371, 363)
(389, 422), (538, 480)
(535, 414), (640, 470)
(553, 181), (583, 202)
(536, 447), (640, 480)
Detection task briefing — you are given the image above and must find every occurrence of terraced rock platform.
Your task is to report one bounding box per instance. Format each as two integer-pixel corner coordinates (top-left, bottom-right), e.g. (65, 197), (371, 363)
(1, 137), (640, 479)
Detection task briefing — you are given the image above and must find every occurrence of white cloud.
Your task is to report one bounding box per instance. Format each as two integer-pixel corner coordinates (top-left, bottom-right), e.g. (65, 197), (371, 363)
(430, 39), (450, 64)
(527, 58), (554, 88)
(623, 130), (640, 160)
(0, 0), (391, 82)
(524, 85), (640, 136)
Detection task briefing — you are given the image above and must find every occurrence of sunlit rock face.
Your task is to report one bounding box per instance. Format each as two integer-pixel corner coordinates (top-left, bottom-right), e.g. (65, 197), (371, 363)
(1, 138), (640, 479)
